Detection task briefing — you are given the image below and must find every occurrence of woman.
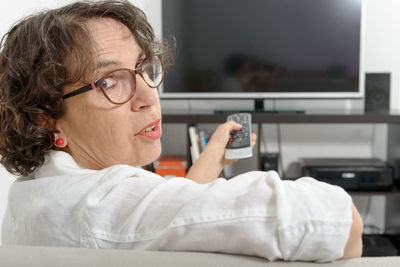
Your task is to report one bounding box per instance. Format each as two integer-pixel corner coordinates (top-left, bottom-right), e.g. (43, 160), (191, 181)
(0, 0), (362, 261)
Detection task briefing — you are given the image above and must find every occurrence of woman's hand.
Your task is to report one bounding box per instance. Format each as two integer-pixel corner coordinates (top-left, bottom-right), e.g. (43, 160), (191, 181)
(186, 121), (257, 184)
(341, 203), (364, 259)
(210, 121), (257, 165)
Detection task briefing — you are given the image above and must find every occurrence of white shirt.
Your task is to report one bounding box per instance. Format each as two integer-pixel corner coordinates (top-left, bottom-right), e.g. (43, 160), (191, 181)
(2, 151), (353, 262)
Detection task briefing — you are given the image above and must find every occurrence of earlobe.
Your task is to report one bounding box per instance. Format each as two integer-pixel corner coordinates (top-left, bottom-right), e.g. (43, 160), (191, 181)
(54, 137), (67, 148)
(53, 121), (68, 148)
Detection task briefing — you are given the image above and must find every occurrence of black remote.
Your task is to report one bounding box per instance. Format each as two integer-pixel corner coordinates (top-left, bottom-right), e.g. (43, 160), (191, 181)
(225, 113), (252, 159)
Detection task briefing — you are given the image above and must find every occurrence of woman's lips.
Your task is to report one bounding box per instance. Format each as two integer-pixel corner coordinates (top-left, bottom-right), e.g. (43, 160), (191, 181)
(135, 119), (162, 140)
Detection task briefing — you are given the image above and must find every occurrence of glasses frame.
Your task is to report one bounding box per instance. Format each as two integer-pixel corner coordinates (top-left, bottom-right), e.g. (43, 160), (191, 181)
(62, 55), (164, 105)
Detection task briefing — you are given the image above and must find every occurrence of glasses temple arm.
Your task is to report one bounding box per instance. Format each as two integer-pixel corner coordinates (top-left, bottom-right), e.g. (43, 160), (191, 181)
(62, 84), (94, 100)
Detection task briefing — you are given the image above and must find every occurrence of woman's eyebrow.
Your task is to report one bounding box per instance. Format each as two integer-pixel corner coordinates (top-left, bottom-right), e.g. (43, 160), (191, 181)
(95, 51), (145, 71)
(96, 60), (120, 70)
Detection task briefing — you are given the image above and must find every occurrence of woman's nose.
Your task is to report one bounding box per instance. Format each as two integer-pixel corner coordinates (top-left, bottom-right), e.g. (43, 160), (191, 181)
(130, 76), (159, 111)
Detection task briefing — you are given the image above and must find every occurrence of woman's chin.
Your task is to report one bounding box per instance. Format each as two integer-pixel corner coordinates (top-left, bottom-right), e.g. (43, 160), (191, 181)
(131, 147), (162, 167)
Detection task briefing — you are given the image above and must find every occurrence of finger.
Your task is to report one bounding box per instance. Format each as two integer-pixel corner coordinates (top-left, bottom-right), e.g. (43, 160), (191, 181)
(226, 120), (243, 131)
(251, 133), (257, 142)
(251, 133), (257, 148)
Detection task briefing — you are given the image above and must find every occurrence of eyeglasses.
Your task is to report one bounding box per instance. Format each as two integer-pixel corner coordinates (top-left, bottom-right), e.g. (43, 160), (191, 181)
(62, 55), (164, 104)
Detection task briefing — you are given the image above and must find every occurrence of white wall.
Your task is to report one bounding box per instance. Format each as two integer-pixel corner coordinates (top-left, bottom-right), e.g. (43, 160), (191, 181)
(1, 0), (400, 241)
(363, 0), (400, 109)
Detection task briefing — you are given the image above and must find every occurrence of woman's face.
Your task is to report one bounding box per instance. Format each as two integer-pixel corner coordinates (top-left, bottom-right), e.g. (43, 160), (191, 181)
(58, 18), (162, 169)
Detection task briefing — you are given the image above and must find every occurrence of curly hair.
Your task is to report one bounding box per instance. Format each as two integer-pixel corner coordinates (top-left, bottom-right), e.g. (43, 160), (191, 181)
(0, 0), (173, 176)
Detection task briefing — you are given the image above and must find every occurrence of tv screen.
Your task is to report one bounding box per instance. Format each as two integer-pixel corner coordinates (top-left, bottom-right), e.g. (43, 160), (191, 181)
(161, 0), (363, 99)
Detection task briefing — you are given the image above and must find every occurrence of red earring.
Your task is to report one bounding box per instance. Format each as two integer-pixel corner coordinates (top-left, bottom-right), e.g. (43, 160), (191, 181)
(55, 138), (64, 147)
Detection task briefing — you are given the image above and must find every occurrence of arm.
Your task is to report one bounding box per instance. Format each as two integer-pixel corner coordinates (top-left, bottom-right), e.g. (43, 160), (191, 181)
(186, 121), (256, 184)
(341, 203), (364, 259)
(86, 170), (353, 261)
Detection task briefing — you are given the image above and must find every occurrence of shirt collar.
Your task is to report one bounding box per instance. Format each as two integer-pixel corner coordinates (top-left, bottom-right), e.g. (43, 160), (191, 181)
(33, 150), (96, 179)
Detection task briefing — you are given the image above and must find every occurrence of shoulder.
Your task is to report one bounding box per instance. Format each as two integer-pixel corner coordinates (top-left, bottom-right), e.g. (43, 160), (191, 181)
(33, 150), (163, 181)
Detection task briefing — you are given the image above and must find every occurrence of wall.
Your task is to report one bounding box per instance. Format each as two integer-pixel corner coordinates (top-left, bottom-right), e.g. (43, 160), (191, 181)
(0, 0), (399, 241)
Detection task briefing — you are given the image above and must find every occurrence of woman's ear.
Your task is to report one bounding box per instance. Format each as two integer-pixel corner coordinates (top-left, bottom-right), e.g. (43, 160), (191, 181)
(35, 114), (68, 148)
(53, 120), (68, 148)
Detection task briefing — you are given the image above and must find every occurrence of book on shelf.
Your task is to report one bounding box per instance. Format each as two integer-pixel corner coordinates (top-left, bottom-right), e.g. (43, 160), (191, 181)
(188, 126), (200, 163)
(154, 154), (187, 179)
(199, 130), (208, 151)
(188, 126), (210, 163)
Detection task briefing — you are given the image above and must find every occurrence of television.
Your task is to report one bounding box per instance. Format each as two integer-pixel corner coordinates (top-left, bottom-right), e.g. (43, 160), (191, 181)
(160, 0), (363, 103)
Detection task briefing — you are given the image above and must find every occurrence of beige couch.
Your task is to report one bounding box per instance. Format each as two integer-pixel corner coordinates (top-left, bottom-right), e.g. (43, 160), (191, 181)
(1, 245), (399, 267)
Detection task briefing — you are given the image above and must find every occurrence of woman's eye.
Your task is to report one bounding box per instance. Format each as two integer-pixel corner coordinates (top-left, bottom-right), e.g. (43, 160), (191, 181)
(97, 77), (117, 90)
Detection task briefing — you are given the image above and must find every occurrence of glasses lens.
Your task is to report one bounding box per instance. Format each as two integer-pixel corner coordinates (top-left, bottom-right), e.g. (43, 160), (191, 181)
(141, 56), (163, 87)
(95, 69), (135, 104)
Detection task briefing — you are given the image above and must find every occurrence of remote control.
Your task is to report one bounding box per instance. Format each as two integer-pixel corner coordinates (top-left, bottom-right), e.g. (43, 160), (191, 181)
(225, 113), (253, 160)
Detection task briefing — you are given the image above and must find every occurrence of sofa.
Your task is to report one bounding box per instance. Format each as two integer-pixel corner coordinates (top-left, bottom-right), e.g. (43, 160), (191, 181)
(1, 245), (399, 267)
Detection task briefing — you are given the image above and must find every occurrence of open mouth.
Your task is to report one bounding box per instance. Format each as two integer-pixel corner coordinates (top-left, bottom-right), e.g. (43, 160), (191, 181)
(134, 119), (162, 139)
(143, 125), (156, 133)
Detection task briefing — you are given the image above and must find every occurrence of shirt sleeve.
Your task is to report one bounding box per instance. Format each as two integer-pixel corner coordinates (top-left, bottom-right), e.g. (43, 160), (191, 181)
(274, 176), (352, 262)
(81, 167), (352, 262)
